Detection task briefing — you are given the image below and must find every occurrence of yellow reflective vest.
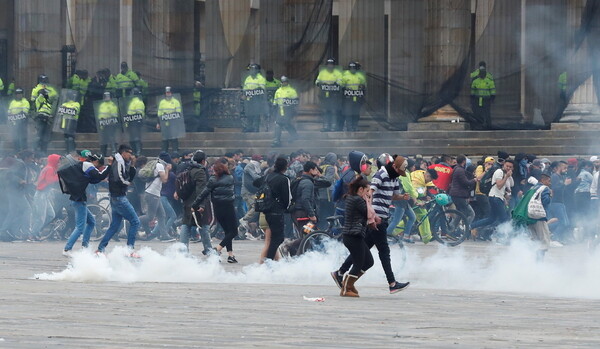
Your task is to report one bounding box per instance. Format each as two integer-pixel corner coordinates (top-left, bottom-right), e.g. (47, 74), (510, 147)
(273, 85), (299, 117)
(471, 77), (496, 106)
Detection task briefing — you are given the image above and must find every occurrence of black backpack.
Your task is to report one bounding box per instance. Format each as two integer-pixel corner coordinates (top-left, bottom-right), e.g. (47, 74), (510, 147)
(175, 168), (195, 201)
(254, 174), (276, 213)
(480, 163), (500, 195)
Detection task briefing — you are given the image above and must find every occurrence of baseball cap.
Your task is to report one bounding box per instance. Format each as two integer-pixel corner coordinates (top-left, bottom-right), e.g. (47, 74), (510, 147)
(81, 150), (92, 158)
(484, 156), (494, 163)
(567, 158), (578, 167)
(590, 156), (598, 162)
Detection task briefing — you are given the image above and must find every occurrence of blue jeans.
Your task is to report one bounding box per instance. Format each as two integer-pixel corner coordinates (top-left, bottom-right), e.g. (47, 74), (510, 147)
(471, 197), (508, 230)
(179, 224), (212, 253)
(97, 196), (140, 252)
(548, 202), (570, 242)
(387, 201), (416, 235)
(64, 201), (96, 251)
(151, 196), (176, 236)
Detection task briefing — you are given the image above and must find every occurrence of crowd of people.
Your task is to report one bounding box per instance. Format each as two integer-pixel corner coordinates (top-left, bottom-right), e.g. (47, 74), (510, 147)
(2, 142), (595, 297)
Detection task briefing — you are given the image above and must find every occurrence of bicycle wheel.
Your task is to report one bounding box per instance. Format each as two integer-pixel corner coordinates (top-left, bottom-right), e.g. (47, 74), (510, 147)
(97, 196), (110, 211)
(298, 231), (336, 255)
(88, 204), (112, 241)
(431, 209), (469, 247)
(39, 217), (68, 241)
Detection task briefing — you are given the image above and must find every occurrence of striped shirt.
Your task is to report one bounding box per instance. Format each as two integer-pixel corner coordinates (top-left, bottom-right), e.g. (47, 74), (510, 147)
(371, 166), (401, 219)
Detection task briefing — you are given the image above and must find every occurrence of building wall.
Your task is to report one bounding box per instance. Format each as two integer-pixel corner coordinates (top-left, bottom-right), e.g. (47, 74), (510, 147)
(13, 0), (63, 93)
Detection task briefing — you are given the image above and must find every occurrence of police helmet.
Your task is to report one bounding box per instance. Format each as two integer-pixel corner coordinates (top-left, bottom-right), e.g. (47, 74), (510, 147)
(376, 153), (393, 169)
(39, 74), (49, 83)
(326, 58), (336, 65)
(280, 76), (288, 83)
(165, 86), (172, 94)
(348, 62), (357, 69)
(15, 88), (23, 95)
(249, 63), (260, 71)
(103, 91), (111, 99)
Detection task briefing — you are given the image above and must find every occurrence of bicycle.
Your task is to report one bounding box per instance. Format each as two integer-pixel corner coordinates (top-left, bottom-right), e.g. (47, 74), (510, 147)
(297, 214), (408, 271)
(387, 194), (469, 247)
(296, 215), (344, 255)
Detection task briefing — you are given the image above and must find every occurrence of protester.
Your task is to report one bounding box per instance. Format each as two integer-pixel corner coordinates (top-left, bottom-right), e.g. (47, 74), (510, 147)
(192, 158), (239, 263)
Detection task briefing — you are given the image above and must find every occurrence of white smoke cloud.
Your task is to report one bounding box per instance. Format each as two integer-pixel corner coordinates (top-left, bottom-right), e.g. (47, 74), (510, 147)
(34, 238), (600, 300)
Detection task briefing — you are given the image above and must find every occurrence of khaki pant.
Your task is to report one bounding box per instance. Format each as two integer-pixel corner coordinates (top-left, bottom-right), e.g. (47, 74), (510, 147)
(528, 220), (551, 250)
(242, 192), (257, 222)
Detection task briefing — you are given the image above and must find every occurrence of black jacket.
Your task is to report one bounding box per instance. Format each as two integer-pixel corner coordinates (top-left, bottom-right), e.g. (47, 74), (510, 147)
(192, 173), (235, 209)
(108, 154), (136, 197)
(183, 163), (208, 226)
(253, 171), (292, 214)
(59, 161), (110, 202)
(292, 174), (317, 217)
(449, 165), (475, 198)
(343, 195), (368, 237)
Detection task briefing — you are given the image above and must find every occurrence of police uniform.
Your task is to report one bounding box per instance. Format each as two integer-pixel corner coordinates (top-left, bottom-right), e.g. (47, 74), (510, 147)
(340, 69), (366, 132)
(125, 96), (145, 155)
(158, 96), (182, 152)
(7, 96), (30, 151)
(315, 67), (343, 131)
(97, 100), (119, 156)
(242, 72), (267, 132)
(470, 76), (496, 128)
(272, 82), (299, 146)
(57, 99), (81, 153)
(34, 91), (57, 154)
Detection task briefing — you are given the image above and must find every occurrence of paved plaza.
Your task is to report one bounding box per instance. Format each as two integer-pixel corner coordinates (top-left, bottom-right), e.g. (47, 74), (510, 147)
(1, 239), (599, 348)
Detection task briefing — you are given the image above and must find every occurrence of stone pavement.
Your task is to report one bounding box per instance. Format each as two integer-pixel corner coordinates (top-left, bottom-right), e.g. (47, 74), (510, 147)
(0, 240), (599, 348)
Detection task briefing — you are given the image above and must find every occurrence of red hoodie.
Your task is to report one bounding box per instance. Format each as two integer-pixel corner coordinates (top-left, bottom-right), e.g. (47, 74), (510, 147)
(36, 154), (61, 191)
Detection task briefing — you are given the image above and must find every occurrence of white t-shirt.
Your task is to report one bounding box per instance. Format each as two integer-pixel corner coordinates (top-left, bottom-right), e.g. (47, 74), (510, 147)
(145, 162), (165, 197)
(489, 168), (513, 199)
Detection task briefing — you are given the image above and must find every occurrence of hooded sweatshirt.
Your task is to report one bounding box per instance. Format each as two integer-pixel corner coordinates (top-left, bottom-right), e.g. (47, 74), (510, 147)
(335, 150), (366, 210)
(36, 154), (61, 191)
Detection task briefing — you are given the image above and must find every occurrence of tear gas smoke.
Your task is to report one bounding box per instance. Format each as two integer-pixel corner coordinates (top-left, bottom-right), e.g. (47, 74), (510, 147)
(34, 237), (600, 300)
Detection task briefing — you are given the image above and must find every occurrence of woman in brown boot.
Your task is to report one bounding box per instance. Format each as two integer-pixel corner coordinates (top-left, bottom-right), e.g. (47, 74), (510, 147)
(338, 177), (374, 297)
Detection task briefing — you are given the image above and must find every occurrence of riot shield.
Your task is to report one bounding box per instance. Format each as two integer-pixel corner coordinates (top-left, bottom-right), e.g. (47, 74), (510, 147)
(155, 93), (185, 140)
(5, 96), (31, 143)
(342, 69), (367, 104)
(316, 65), (343, 109)
(274, 80), (300, 119)
(94, 98), (121, 146)
(241, 71), (268, 117)
(119, 96), (145, 142)
(53, 89), (81, 135)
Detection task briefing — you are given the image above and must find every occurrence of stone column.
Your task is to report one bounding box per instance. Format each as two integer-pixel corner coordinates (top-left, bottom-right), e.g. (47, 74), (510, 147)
(120, 0), (133, 65)
(557, 0), (600, 126)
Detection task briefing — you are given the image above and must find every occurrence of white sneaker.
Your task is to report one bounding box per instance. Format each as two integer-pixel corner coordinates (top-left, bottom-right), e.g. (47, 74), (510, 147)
(238, 218), (250, 232)
(62, 250), (72, 258)
(245, 232), (257, 241)
(550, 240), (564, 248)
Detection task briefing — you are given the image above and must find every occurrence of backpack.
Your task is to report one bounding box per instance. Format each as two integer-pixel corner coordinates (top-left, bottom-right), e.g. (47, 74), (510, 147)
(175, 168), (195, 201)
(254, 174), (276, 213)
(56, 155), (80, 194)
(138, 159), (161, 183)
(480, 163), (500, 195)
(331, 177), (344, 202)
